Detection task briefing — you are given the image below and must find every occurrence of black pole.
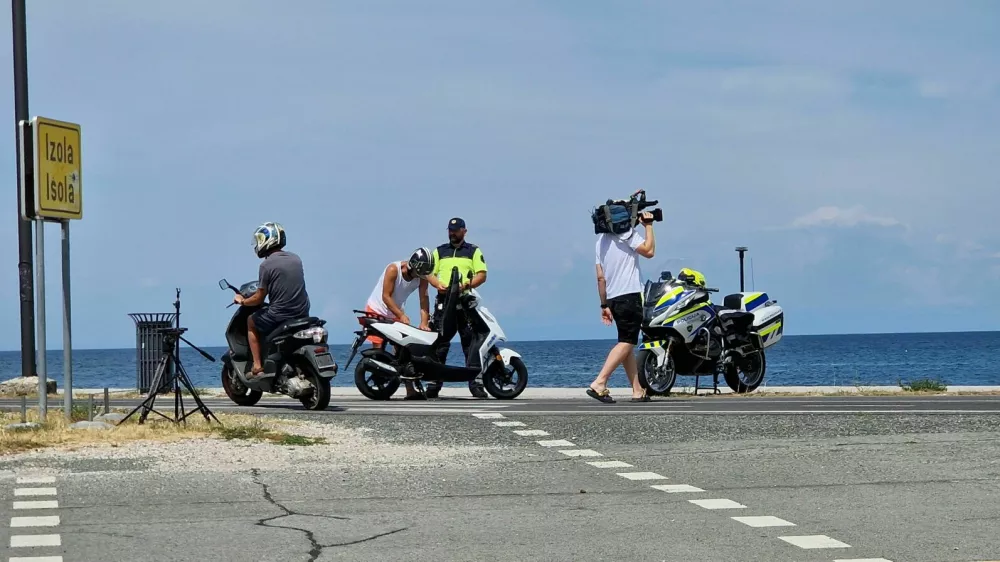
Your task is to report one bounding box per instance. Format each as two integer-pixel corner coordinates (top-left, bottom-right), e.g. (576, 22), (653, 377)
(12, 0), (35, 379)
(735, 246), (747, 292)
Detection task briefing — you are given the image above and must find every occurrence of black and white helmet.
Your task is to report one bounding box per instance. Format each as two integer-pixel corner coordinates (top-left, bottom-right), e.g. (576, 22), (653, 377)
(407, 247), (434, 277)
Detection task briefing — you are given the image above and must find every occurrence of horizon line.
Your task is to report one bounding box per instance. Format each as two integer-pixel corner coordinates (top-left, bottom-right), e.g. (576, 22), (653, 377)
(1, 328), (997, 353)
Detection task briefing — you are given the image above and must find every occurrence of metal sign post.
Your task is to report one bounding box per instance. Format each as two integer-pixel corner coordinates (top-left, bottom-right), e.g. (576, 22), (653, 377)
(19, 115), (82, 422)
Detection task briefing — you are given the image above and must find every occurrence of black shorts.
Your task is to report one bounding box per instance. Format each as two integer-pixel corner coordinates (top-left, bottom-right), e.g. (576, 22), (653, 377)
(250, 309), (281, 339)
(608, 292), (642, 344)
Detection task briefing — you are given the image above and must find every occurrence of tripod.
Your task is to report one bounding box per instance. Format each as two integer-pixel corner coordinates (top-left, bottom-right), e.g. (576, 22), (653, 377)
(119, 289), (220, 425)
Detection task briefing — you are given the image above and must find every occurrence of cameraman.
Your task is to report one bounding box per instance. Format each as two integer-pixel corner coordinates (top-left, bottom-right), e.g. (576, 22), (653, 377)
(587, 211), (656, 403)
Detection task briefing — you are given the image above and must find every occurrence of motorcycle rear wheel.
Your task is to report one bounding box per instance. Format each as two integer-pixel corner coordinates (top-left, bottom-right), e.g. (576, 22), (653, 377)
(483, 357), (528, 400)
(221, 363), (263, 406)
(723, 351), (766, 393)
(354, 359), (401, 400)
(637, 348), (676, 396)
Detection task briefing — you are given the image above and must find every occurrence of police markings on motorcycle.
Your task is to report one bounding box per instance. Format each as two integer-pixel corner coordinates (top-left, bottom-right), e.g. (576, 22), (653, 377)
(467, 413), (896, 559)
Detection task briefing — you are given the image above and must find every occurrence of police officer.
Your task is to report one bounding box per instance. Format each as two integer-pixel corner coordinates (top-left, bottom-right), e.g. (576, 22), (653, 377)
(425, 217), (489, 399)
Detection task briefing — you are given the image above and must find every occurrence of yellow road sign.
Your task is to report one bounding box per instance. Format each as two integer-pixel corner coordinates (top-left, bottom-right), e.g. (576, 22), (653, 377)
(32, 116), (82, 220)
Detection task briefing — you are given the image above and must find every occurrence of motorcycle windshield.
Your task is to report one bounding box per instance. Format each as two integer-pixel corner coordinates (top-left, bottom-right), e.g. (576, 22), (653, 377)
(642, 280), (670, 312)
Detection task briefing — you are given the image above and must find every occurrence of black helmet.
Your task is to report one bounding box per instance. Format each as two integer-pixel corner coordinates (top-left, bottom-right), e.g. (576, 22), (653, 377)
(408, 247), (434, 277)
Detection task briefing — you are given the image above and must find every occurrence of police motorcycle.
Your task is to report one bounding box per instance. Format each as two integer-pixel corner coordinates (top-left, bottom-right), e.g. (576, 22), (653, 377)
(344, 268), (528, 400)
(217, 278), (338, 410)
(636, 268), (784, 395)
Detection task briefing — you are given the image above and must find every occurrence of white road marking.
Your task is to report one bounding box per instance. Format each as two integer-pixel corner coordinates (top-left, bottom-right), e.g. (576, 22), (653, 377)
(471, 413), (505, 419)
(558, 449), (602, 457)
(833, 559), (893, 562)
(513, 429), (549, 436)
(688, 498), (746, 510)
(587, 460), (633, 468)
(10, 516), (60, 528)
(616, 471), (667, 481)
(492, 421), (525, 427)
(732, 516), (796, 527)
(14, 488), (57, 497)
(651, 484), (704, 493)
(15, 477), (55, 485)
(9, 557), (64, 562)
(779, 535), (851, 549)
(12, 501), (58, 510)
(537, 439), (574, 447)
(10, 534), (61, 547)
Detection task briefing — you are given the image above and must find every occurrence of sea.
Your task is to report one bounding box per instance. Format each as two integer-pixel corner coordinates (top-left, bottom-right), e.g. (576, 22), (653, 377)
(0, 331), (996, 391)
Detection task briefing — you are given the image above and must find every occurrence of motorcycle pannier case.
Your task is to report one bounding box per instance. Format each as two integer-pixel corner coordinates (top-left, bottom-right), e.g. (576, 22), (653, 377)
(722, 291), (784, 348)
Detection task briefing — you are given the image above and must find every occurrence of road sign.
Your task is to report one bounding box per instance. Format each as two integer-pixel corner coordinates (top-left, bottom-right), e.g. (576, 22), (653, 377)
(31, 116), (82, 220)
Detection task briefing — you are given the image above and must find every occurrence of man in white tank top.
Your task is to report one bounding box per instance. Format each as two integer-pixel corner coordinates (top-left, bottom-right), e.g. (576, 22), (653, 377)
(362, 248), (434, 399)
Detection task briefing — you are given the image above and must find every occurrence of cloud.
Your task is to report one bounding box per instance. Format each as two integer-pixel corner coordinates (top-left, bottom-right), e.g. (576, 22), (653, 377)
(789, 206), (904, 229)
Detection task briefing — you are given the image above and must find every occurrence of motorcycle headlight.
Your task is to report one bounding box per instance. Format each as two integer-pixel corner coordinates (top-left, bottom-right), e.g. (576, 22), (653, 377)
(293, 326), (328, 343)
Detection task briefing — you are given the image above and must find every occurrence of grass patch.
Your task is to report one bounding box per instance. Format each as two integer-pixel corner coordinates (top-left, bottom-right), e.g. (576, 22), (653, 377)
(212, 417), (324, 446)
(899, 378), (948, 392)
(0, 410), (322, 456)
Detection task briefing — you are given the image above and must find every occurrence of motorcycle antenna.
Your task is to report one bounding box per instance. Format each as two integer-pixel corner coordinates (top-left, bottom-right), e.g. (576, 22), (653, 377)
(751, 258), (755, 291)
(735, 246), (748, 292)
(119, 288), (220, 426)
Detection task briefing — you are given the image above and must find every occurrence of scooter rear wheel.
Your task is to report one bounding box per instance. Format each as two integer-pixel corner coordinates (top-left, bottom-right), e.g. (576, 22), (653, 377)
(483, 357), (528, 400)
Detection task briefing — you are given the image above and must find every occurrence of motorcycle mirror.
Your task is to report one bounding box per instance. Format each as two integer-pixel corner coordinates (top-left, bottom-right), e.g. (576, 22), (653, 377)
(218, 279), (229, 290)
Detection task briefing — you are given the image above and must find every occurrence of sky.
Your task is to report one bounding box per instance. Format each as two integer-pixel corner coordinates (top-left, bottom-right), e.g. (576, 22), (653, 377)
(0, 0), (997, 350)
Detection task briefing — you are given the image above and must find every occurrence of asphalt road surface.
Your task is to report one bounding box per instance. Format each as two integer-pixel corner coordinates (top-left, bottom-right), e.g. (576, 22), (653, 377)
(1, 394), (998, 561)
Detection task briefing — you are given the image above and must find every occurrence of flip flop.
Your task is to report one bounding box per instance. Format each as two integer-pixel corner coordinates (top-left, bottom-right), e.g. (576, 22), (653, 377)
(630, 395), (651, 402)
(587, 387), (616, 403)
(404, 394), (426, 401)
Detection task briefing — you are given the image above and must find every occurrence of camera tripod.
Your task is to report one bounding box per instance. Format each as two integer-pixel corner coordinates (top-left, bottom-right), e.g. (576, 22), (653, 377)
(119, 290), (220, 426)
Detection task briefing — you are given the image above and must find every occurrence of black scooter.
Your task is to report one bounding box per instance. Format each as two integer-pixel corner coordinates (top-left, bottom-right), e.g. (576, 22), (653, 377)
(218, 278), (337, 410)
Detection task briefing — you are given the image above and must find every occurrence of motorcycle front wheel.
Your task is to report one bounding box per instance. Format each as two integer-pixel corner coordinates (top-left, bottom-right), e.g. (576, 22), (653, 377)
(637, 348), (677, 396)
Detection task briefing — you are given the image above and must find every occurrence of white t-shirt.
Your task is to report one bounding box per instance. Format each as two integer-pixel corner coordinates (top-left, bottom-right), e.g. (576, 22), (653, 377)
(596, 229), (645, 300)
(366, 261), (420, 318)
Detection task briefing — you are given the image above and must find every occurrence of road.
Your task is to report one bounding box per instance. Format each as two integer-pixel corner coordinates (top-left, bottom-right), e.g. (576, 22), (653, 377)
(1, 392), (998, 561)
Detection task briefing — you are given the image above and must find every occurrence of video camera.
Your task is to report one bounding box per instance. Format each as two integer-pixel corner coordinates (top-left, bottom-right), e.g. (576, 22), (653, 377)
(591, 189), (663, 235)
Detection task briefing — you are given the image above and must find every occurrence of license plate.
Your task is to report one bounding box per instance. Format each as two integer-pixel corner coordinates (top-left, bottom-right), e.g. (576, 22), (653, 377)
(315, 352), (334, 368)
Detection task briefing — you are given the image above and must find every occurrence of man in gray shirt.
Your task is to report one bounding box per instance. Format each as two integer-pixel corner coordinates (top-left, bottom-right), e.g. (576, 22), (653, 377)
(235, 222), (311, 377)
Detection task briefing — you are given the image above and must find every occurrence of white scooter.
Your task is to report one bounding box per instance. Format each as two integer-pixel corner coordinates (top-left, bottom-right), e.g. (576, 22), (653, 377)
(344, 268), (529, 400)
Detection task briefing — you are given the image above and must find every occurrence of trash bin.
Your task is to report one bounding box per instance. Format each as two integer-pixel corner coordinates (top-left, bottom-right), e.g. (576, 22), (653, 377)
(128, 313), (177, 393)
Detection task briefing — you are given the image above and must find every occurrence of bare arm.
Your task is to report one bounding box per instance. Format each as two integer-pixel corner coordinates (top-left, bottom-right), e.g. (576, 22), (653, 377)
(240, 286), (267, 307)
(596, 264), (607, 306)
(418, 278), (430, 327)
(466, 271), (487, 291)
(635, 222), (655, 258)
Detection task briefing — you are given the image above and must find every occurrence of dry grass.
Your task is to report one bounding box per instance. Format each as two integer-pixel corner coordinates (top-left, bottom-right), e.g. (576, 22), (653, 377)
(0, 410), (321, 457)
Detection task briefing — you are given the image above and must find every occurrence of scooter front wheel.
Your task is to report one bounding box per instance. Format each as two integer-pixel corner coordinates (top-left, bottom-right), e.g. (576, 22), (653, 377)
(221, 362), (263, 406)
(354, 359), (401, 400)
(483, 357), (528, 400)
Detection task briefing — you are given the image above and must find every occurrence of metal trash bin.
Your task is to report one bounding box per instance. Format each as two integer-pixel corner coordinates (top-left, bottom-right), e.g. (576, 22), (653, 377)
(128, 313), (177, 393)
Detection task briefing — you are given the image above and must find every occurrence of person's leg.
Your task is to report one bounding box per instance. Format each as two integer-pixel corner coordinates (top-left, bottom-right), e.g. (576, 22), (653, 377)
(617, 294), (646, 399)
(589, 293), (644, 398)
(247, 315), (263, 374)
(459, 311), (487, 398)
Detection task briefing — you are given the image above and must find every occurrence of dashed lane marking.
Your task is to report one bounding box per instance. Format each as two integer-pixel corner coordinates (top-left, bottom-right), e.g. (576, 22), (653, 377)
(558, 449), (602, 457)
(12, 501), (58, 510)
(13, 488), (57, 497)
(10, 516), (60, 528)
(732, 516), (796, 528)
(536, 439), (574, 447)
(834, 559), (894, 562)
(472, 413), (505, 419)
(616, 471), (667, 481)
(14, 477), (55, 485)
(513, 429), (549, 436)
(689, 498), (747, 510)
(9, 557), (64, 562)
(779, 535), (852, 549)
(587, 460), (633, 468)
(10, 534), (61, 548)
(492, 421), (525, 427)
(651, 484), (704, 493)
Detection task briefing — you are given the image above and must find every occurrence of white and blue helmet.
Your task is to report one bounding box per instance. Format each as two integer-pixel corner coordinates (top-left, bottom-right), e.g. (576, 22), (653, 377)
(253, 222), (286, 258)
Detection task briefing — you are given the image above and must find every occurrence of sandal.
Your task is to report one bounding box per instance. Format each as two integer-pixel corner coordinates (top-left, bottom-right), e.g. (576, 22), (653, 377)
(630, 395), (651, 402)
(586, 386), (616, 403)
